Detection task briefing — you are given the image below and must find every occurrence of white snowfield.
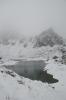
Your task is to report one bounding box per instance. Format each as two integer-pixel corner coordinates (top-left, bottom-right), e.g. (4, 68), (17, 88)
(0, 43), (66, 100)
(0, 43), (62, 60)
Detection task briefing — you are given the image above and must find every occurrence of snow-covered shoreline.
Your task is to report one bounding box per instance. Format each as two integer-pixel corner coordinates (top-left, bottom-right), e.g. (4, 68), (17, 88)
(0, 58), (66, 100)
(0, 43), (66, 100)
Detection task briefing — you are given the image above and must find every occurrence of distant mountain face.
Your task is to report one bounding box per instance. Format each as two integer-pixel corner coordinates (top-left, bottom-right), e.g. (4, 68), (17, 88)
(33, 28), (64, 47)
(0, 28), (65, 47)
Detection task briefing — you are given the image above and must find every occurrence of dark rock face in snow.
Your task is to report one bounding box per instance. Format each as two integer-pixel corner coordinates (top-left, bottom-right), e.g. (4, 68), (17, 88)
(33, 28), (64, 47)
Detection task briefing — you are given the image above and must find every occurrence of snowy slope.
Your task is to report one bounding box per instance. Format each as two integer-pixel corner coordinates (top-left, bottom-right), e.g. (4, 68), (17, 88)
(0, 43), (63, 61)
(0, 60), (66, 100)
(0, 43), (66, 100)
(0, 29), (66, 100)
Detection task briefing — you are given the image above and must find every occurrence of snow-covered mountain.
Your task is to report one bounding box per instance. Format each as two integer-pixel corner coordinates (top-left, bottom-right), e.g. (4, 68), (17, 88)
(0, 28), (66, 100)
(33, 28), (64, 47)
(0, 28), (65, 64)
(0, 28), (65, 47)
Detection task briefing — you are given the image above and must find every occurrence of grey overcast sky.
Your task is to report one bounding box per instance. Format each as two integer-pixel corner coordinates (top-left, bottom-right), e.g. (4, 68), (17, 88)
(0, 0), (66, 38)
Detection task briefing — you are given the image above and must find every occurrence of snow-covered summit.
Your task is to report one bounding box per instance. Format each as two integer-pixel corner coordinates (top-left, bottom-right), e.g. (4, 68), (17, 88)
(33, 28), (64, 47)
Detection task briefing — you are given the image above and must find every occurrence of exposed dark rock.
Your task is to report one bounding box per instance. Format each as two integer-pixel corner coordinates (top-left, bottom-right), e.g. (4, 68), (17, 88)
(6, 71), (16, 77)
(0, 57), (2, 60)
(53, 56), (58, 59)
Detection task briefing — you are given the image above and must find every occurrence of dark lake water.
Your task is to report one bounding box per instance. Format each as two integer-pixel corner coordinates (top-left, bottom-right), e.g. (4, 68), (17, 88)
(6, 60), (58, 84)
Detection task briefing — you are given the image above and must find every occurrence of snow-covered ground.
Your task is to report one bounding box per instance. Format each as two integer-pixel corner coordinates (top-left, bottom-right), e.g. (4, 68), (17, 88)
(0, 60), (66, 100)
(0, 43), (62, 60)
(0, 43), (66, 100)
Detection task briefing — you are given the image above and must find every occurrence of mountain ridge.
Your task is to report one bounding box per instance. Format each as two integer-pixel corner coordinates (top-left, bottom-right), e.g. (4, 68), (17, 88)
(33, 28), (64, 47)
